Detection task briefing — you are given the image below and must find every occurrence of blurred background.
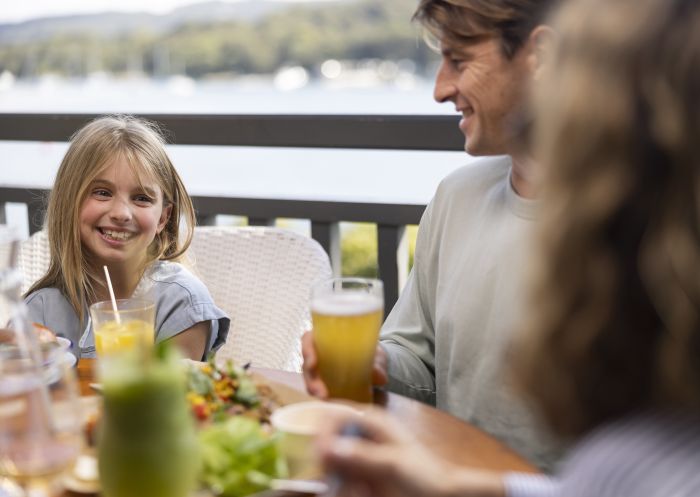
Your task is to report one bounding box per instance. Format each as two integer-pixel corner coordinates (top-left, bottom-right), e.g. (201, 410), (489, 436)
(0, 0), (473, 277)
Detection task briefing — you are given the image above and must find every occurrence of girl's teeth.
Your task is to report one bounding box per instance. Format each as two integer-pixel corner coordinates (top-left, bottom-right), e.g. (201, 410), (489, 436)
(103, 230), (132, 241)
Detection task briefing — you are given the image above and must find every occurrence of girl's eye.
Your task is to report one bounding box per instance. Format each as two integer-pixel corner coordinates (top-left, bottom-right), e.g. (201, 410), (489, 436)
(134, 194), (154, 204)
(93, 189), (111, 198)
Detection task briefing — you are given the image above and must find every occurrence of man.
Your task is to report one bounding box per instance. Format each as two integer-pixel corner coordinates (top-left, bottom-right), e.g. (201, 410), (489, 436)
(303, 0), (560, 469)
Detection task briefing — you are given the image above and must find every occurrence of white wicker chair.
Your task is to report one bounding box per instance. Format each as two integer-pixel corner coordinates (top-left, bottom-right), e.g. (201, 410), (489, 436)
(18, 229), (50, 294)
(188, 226), (332, 372)
(17, 227), (332, 372)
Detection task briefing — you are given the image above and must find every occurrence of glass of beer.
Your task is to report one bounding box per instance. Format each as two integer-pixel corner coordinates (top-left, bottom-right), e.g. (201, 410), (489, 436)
(90, 299), (155, 358)
(311, 277), (383, 403)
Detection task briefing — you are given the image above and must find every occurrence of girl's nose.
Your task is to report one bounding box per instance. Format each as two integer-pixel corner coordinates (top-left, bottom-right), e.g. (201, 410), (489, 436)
(109, 198), (133, 223)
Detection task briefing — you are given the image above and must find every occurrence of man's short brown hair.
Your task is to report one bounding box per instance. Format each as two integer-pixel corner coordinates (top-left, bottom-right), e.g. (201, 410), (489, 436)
(413, 0), (558, 58)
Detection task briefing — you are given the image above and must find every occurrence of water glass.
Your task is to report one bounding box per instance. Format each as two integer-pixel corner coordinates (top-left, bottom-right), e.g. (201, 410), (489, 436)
(0, 346), (83, 497)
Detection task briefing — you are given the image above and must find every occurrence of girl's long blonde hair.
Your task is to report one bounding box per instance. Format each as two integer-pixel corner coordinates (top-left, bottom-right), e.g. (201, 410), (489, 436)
(513, 0), (700, 437)
(26, 115), (196, 322)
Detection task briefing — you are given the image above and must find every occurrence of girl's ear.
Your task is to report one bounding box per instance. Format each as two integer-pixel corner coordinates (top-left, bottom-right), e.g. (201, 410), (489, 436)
(157, 204), (173, 233)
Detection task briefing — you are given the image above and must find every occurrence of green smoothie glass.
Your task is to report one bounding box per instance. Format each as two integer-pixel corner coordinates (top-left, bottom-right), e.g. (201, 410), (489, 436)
(98, 343), (199, 497)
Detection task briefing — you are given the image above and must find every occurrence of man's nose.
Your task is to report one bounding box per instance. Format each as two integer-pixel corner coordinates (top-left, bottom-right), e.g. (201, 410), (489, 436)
(433, 61), (456, 104)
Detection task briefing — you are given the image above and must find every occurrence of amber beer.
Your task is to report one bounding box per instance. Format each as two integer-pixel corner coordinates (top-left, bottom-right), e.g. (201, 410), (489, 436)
(311, 278), (383, 403)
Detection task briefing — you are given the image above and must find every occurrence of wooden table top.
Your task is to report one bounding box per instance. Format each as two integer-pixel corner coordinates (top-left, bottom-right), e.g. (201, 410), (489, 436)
(75, 358), (537, 476)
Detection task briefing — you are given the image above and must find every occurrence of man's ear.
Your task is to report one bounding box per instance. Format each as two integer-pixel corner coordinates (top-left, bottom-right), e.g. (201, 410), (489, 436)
(157, 204), (173, 233)
(526, 25), (557, 81)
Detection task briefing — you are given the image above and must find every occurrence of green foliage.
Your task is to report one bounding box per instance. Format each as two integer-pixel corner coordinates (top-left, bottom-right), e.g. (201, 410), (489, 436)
(0, 0), (436, 78)
(341, 223), (418, 278)
(342, 223), (378, 278)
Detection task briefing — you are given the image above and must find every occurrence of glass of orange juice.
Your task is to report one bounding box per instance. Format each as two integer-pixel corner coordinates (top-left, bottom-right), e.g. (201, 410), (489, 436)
(89, 299), (155, 358)
(311, 278), (383, 403)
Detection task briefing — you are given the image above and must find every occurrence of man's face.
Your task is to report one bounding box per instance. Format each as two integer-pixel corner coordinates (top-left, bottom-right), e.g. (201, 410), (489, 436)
(434, 36), (532, 156)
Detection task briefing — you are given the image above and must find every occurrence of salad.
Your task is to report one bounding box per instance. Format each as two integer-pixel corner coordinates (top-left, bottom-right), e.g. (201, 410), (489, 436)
(185, 358), (278, 424)
(198, 417), (287, 497)
(185, 358), (287, 496)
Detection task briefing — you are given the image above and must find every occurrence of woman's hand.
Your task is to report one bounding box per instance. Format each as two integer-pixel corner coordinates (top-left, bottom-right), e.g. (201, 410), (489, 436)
(316, 408), (506, 497)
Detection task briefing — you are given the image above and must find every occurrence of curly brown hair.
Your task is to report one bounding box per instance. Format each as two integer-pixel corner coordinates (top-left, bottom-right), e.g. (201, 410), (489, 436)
(413, 0), (559, 59)
(512, 0), (700, 438)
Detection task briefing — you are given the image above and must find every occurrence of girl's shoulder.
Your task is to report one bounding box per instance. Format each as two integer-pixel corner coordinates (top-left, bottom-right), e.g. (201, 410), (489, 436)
(138, 260), (212, 304)
(23, 287), (81, 339)
(146, 260), (190, 280)
(24, 287), (69, 307)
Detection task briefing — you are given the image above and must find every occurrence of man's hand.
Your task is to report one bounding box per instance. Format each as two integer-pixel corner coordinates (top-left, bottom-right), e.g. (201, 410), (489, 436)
(301, 331), (389, 398)
(372, 343), (389, 386)
(301, 331), (329, 398)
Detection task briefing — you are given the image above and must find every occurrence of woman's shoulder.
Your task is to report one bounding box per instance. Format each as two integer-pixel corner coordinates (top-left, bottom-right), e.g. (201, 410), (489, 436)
(561, 412), (700, 496)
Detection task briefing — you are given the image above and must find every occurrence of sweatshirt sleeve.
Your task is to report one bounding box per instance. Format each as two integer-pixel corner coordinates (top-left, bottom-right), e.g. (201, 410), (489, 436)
(379, 200), (437, 404)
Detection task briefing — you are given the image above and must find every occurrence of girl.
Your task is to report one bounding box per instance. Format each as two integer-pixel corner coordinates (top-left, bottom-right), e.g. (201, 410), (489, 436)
(316, 0), (700, 495)
(25, 115), (229, 361)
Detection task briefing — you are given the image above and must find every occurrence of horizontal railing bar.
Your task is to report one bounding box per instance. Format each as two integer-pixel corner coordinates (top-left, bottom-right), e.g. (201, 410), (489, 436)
(0, 113), (463, 151)
(1, 187), (415, 311)
(191, 196), (425, 226)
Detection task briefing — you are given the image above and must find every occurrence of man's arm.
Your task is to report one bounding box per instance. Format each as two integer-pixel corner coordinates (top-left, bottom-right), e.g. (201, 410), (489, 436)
(380, 268), (437, 404)
(380, 200), (438, 404)
(303, 198), (438, 402)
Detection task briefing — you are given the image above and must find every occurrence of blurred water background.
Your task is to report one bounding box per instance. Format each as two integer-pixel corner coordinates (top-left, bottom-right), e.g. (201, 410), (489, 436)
(0, 0), (473, 272)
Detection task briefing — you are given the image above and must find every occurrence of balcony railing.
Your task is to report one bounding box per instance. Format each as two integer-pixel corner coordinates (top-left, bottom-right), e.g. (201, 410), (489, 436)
(0, 113), (463, 315)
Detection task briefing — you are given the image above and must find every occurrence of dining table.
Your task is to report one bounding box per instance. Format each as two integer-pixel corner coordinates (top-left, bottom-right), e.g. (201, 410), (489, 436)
(66, 358), (538, 496)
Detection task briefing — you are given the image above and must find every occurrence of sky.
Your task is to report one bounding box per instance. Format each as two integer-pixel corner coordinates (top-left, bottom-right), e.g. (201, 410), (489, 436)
(0, 0), (338, 24)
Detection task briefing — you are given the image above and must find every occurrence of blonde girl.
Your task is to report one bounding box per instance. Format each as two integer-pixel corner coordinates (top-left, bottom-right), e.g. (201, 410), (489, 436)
(25, 115), (229, 360)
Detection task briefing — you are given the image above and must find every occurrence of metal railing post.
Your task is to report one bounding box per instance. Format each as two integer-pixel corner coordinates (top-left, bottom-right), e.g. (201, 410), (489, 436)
(377, 224), (406, 317)
(311, 221), (342, 277)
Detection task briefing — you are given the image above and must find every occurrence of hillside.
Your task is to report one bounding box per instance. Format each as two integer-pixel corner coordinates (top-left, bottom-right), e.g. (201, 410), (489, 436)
(0, 1), (338, 44)
(0, 0), (433, 79)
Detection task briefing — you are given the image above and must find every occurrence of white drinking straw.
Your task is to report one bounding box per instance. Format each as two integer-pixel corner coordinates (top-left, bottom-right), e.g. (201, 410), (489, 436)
(103, 265), (121, 325)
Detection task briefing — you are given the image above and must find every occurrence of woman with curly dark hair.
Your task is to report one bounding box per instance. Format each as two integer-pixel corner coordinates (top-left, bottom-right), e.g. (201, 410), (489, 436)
(315, 0), (700, 495)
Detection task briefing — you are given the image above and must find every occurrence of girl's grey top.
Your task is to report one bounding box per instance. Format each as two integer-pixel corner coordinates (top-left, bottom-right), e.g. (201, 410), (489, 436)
(24, 260), (230, 360)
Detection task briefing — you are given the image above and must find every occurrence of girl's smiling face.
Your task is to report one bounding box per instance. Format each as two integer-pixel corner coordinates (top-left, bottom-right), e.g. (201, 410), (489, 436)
(79, 155), (171, 271)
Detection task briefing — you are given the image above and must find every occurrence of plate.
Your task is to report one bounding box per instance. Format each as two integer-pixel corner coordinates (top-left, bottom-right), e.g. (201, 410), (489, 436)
(63, 453), (100, 494)
(64, 380), (319, 496)
(64, 352), (78, 368)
